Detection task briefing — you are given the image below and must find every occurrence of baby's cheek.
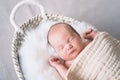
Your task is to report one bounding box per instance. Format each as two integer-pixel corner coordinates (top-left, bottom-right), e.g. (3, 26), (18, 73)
(73, 41), (81, 47)
(58, 52), (66, 59)
(77, 43), (85, 51)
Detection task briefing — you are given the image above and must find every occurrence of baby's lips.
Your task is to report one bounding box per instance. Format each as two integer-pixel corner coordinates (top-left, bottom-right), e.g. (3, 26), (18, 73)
(67, 49), (75, 55)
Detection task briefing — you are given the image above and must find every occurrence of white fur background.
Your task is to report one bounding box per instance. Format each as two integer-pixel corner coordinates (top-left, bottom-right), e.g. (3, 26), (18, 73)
(19, 20), (95, 80)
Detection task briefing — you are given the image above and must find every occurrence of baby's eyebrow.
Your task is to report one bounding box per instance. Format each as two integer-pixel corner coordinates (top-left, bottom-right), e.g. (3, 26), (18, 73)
(67, 35), (74, 40)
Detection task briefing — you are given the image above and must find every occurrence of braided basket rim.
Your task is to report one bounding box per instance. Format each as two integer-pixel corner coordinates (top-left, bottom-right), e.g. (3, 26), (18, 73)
(11, 13), (82, 80)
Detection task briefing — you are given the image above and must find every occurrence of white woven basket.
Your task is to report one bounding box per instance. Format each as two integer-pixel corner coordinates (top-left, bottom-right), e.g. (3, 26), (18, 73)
(10, 1), (95, 80)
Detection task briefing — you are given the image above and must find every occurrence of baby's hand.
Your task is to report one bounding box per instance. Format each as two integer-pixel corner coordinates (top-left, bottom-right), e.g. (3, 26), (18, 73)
(83, 28), (98, 41)
(49, 57), (63, 68)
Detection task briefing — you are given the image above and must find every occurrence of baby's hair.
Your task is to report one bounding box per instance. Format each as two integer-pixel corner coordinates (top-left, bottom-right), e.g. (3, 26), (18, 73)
(47, 22), (80, 44)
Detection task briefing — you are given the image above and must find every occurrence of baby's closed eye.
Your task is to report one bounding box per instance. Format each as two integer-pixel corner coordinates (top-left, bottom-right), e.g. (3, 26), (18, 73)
(68, 36), (75, 42)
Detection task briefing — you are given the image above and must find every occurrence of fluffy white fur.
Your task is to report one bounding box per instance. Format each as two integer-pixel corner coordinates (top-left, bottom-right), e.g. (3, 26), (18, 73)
(19, 20), (96, 80)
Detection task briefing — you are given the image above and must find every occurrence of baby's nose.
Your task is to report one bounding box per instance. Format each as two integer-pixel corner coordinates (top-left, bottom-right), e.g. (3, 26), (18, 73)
(66, 43), (73, 50)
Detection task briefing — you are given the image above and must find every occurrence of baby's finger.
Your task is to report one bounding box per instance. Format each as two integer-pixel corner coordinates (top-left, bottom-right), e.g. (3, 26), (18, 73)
(49, 57), (55, 62)
(84, 29), (91, 36)
(49, 57), (59, 62)
(86, 28), (93, 34)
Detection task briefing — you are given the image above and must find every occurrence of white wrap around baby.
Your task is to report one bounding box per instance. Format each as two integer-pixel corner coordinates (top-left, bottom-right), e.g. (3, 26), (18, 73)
(66, 32), (120, 80)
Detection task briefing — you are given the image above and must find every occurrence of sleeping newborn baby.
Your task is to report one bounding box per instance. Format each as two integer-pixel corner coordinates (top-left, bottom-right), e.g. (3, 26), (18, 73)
(47, 23), (98, 80)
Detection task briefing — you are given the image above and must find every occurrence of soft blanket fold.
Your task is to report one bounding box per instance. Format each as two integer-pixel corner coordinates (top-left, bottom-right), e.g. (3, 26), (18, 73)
(65, 32), (120, 80)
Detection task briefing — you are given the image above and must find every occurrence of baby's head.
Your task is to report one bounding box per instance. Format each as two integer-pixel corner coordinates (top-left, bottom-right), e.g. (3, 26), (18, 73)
(48, 23), (86, 61)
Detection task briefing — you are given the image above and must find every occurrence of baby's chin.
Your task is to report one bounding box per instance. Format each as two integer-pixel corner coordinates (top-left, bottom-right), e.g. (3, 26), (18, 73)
(71, 49), (82, 59)
(67, 52), (80, 61)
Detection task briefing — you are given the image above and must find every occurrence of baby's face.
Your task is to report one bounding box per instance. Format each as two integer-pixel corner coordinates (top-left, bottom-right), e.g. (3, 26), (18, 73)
(48, 24), (85, 61)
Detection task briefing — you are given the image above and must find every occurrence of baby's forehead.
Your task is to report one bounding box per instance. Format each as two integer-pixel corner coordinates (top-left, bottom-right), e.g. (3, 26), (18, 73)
(48, 23), (69, 38)
(50, 23), (72, 32)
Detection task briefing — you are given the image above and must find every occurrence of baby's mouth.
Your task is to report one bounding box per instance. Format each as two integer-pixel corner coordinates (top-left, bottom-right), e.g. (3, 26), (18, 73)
(68, 49), (76, 55)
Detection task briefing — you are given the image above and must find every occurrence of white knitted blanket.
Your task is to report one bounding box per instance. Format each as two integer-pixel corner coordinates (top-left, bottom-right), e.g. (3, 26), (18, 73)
(65, 32), (120, 80)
